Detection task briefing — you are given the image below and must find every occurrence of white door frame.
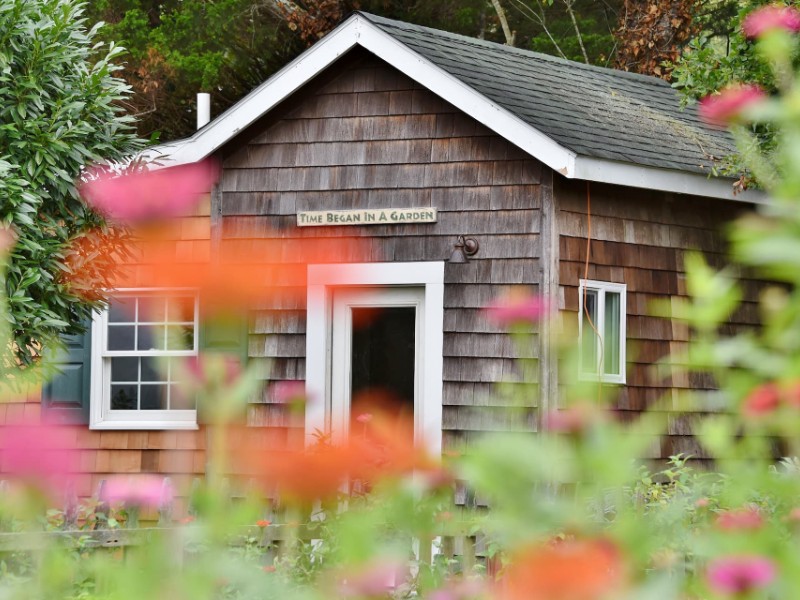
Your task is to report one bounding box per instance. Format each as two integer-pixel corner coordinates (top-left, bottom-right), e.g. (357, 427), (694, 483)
(306, 262), (444, 456)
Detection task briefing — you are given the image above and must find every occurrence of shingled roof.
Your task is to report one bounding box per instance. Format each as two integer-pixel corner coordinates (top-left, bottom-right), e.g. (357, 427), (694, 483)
(151, 12), (761, 202)
(362, 12), (734, 176)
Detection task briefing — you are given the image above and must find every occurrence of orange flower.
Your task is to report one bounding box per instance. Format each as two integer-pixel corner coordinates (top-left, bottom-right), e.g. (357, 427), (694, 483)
(500, 538), (626, 600)
(250, 409), (441, 502)
(256, 519), (271, 528)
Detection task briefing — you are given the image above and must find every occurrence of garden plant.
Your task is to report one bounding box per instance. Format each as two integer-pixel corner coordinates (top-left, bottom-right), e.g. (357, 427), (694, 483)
(4, 3), (800, 600)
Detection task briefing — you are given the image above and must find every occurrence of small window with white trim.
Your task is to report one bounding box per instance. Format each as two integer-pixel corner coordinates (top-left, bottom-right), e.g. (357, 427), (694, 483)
(90, 291), (199, 429)
(579, 280), (626, 384)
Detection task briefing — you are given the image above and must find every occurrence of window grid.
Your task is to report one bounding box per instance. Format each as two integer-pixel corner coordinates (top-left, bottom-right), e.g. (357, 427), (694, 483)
(103, 294), (198, 413)
(578, 280), (626, 384)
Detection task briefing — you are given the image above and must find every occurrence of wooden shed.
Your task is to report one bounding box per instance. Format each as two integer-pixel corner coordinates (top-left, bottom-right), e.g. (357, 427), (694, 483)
(17, 12), (766, 497)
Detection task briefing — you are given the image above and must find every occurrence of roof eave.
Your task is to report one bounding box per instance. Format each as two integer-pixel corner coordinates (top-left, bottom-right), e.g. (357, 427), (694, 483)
(571, 157), (766, 204)
(140, 13), (766, 205)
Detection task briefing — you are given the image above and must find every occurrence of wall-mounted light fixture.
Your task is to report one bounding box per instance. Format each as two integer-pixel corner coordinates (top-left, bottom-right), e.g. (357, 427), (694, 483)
(448, 236), (480, 264)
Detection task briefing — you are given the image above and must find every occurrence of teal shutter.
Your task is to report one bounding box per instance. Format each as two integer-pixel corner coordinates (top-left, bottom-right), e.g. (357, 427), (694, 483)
(42, 320), (92, 424)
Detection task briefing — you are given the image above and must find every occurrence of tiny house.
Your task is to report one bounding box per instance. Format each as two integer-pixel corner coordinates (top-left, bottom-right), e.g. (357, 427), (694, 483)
(23, 13), (764, 498)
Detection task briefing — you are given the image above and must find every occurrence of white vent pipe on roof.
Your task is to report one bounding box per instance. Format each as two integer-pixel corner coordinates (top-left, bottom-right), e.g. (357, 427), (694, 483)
(197, 93), (211, 130)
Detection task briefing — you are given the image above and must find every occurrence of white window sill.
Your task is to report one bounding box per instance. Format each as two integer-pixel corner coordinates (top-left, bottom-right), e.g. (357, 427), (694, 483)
(90, 419), (199, 431)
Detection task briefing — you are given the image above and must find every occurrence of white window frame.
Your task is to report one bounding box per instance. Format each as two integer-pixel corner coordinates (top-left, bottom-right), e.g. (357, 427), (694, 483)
(306, 262), (444, 457)
(578, 279), (627, 385)
(90, 288), (199, 430)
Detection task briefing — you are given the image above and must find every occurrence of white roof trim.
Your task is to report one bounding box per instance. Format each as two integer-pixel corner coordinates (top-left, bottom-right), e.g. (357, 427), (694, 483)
(142, 13), (761, 203)
(572, 157), (767, 203)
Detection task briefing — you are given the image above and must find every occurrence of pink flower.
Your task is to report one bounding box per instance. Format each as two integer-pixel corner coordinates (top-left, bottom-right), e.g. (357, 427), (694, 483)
(484, 291), (549, 326)
(699, 84), (767, 125)
(707, 555), (776, 595)
(742, 5), (800, 39)
(542, 406), (598, 435)
(356, 413), (373, 424)
(273, 380), (307, 404)
(78, 158), (219, 223)
(0, 421), (78, 498)
(716, 507), (764, 531)
(103, 475), (171, 508)
(742, 383), (782, 417)
(337, 559), (408, 597)
(184, 353), (242, 390)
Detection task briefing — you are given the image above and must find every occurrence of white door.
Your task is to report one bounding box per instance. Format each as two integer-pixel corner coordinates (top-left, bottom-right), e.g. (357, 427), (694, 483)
(330, 287), (424, 446)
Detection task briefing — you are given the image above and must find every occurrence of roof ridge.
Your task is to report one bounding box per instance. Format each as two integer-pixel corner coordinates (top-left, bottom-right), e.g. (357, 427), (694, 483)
(356, 11), (672, 88)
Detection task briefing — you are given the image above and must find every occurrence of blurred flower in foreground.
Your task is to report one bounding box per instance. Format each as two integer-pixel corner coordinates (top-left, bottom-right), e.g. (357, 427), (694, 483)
(716, 507), (764, 531)
(429, 578), (486, 600)
(484, 290), (549, 326)
(0, 420), (78, 499)
(742, 382), (782, 418)
(104, 475), (171, 508)
(78, 159), (219, 222)
(334, 558), (408, 598)
(499, 538), (626, 600)
(706, 555), (776, 596)
(253, 411), (439, 502)
(742, 4), (800, 39)
(183, 353), (243, 391)
(542, 404), (603, 437)
(698, 84), (767, 126)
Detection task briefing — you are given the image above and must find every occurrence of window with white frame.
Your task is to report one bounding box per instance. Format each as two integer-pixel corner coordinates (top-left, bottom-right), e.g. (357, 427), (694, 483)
(579, 280), (626, 384)
(90, 291), (199, 429)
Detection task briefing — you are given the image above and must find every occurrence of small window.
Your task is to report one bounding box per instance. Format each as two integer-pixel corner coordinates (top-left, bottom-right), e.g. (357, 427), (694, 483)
(579, 280), (626, 384)
(91, 291), (199, 429)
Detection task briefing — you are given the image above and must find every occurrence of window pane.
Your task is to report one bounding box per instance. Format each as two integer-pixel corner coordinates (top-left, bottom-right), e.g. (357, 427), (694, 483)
(108, 325), (135, 351)
(167, 297), (194, 323)
(141, 357), (164, 382)
(108, 297), (135, 323)
(139, 297), (166, 322)
(165, 325), (194, 350)
(111, 357), (138, 382)
(604, 292), (621, 376)
(140, 384), (167, 410)
(581, 289), (598, 373)
(170, 385), (195, 410)
(137, 324), (165, 351)
(111, 385), (137, 410)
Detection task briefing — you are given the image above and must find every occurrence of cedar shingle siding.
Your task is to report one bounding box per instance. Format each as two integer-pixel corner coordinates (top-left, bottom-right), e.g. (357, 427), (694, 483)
(221, 53), (543, 451)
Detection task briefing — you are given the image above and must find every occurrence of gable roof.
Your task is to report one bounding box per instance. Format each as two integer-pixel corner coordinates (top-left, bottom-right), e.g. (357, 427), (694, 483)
(147, 12), (764, 203)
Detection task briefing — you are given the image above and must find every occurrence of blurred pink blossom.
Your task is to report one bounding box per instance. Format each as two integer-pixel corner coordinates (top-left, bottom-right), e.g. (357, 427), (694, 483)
(273, 380), (307, 404)
(78, 158), (219, 222)
(0, 421), (78, 497)
(184, 353), (242, 389)
(103, 475), (171, 508)
(707, 555), (776, 595)
(699, 84), (767, 125)
(337, 559), (408, 598)
(542, 406), (599, 435)
(742, 5), (800, 39)
(484, 291), (549, 326)
(356, 413), (373, 424)
(716, 507), (764, 531)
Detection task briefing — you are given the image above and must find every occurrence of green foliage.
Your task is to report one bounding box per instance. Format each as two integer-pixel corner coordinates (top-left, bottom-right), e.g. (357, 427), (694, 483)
(0, 0), (142, 368)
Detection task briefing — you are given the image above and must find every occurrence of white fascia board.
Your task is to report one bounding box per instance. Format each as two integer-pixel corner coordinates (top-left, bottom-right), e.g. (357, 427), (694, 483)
(145, 15), (366, 167)
(355, 20), (576, 176)
(572, 156), (768, 204)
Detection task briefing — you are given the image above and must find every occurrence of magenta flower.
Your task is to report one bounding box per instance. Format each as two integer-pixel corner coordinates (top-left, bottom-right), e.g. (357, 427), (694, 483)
(699, 84), (767, 125)
(0, 421), (78, 497)
(742, 5), (800, 39)
(104, 475), (172, 508)
(78, 158), (219, 223)
(337, 559), (408, 597)
(707, 555), (776, 595)
(273, 380), (307, 404)
(484, 292), (549, 326)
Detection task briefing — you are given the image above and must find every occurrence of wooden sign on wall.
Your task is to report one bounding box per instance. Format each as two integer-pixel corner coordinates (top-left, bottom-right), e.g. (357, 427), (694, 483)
(297, 208), (437, 227)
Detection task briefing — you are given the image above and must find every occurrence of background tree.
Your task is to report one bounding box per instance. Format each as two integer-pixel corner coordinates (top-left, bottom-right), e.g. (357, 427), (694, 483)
(0, 0), (142, 366)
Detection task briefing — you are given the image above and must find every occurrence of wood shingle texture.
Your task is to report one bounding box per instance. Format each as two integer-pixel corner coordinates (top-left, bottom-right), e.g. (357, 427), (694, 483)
(221, 52), (542, 452)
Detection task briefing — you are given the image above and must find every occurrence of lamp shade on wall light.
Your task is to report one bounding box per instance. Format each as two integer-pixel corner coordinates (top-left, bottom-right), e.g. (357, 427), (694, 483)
(448, 236), (479, 264)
